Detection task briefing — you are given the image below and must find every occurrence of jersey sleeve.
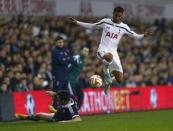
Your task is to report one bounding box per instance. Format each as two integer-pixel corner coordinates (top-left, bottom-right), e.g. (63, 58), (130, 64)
(76, 18), (106, 29)
(124, 24), (144, 40)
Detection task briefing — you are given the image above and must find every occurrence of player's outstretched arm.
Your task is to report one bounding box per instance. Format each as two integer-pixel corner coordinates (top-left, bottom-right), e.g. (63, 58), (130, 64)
(132, 29), (152, 39)
(68, 17), (77, 24)
(68, 17), (103, 29)
(45, 91), (56, 96)
(125, 24), (152, 40)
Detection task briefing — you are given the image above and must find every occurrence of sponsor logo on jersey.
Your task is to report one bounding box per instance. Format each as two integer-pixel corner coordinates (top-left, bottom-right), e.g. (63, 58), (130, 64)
(106, 32), (118, 39)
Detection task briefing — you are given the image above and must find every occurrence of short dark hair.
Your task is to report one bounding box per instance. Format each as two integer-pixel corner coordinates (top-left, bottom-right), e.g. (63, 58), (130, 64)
(55, 36), (63, 41)
(113, 6), (124, 13)
(56, 90), (70, 105)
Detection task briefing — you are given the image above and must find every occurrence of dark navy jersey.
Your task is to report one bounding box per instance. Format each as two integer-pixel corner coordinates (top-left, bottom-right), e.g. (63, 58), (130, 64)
(51, 47), (71, 80)
(51, 46), (77, 81)
(51, 46), (77, 91)
(52, 97), (79, 121)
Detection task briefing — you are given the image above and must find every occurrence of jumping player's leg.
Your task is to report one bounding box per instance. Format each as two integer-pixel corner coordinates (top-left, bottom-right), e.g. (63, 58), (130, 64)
(99, 49), (124, 94)
(97, 51), (113, 94)
(109, 51), (123, 83)
(102, 53), (113, 84)
(103, 53), (114, 85)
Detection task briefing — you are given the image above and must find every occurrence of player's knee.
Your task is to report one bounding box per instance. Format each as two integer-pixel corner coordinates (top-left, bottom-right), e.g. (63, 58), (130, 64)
(112, 71), (123, 83)
(103, 53), (113, 62)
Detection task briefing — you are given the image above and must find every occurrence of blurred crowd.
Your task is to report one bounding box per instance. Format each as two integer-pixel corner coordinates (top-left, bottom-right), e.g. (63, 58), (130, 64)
(0, 15), (173, 93)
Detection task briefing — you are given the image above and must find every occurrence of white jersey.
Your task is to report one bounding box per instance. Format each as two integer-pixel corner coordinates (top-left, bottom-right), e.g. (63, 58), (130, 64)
(77, 18), (144, 73)
(77, 18), (144, 51)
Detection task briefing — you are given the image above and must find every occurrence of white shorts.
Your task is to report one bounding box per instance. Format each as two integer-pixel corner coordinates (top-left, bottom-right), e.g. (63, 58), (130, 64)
(97, 48), (123, 73)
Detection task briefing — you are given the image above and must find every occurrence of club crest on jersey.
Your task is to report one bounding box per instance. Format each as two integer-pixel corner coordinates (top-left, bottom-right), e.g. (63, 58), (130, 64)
(106, 32), (118, 39)
(106, 26), (110, 30)
(118, 29), (121, 34)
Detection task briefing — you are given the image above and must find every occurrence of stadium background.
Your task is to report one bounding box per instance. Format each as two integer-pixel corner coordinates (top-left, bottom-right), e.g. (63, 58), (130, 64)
(0, 0), (173, 124)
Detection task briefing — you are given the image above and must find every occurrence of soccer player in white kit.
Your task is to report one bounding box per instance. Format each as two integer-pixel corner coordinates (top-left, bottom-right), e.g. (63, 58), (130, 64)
(69, 6), (150, 94)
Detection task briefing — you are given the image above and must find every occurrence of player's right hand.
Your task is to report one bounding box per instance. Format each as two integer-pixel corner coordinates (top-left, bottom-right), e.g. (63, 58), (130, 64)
(143, 29), (153, 37)
(68, 17), (77, 24)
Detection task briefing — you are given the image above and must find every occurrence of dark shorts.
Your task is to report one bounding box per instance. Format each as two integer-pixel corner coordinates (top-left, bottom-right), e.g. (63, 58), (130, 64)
(52, 108), (72, 121)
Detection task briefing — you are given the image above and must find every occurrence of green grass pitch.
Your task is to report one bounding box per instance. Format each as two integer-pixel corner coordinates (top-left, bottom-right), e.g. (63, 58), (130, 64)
(0, 110), (173, 131)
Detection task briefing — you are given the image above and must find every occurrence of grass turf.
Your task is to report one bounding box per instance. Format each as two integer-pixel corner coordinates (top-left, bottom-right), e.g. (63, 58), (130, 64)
(0, 110), (173, 131)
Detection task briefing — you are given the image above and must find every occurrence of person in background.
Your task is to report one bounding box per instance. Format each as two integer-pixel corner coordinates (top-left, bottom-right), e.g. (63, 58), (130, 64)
(68, 47), (89, 109)
(51, 36), (74, 108)
(0, 82), (9, 93)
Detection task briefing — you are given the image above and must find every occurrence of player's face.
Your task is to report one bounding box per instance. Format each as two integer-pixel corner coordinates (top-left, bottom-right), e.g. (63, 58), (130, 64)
(113, 12), (124, 23)
(56, 40), (64, 48)
(57, 95), (64, 105)
(81, 47), (89, 57)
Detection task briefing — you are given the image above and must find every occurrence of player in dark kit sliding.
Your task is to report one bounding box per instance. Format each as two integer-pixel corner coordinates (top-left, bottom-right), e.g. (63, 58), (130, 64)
(15, 90), (82, 122)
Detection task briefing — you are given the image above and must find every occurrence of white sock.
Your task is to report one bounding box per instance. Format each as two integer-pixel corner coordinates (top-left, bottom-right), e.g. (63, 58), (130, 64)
(102, 59), (110, 66)
(102, 59), (113, 66)
(111, 76), (115, 81)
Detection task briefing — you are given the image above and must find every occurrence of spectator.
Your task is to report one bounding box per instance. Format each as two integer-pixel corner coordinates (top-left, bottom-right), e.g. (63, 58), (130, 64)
(0, 82), (9, 93)
(16, 77), (29, 92)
